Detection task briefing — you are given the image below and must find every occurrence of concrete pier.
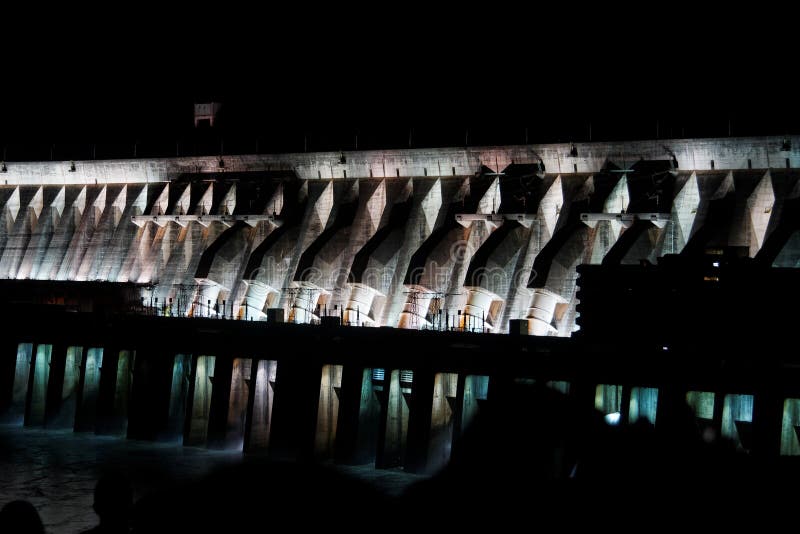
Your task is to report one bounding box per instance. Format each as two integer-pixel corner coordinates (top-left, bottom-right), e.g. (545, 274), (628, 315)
(25, 344), (52, 427)
(0, 307), (797, 475)
(185, 355), (215, 446)
(243, 359), (278, 451)
(333, 367), (381, 465)
(74, 347), (103, 432)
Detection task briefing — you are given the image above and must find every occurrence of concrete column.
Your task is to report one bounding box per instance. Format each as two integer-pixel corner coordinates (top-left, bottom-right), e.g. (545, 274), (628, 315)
(619, 385), (632, 425)
(334, 367), (381, 465)
(206, 357), (234, 449)
(629, 386), (658, 425)
(243, 359), (278, 452)
(712, 391), (725, 437)
(0, 339), (19, 421)
(546, 380), (570, 395)
(721, 393), (754, 452)
(184, 355), (216, 446)
(752, 388), (782, 457)
(427, 372), (458, 473)
(404, 368), (436, 474)
(459, 374), (489, 437)
(594, 384), (625, 424)
(2, 343), (33, 424)
(486, 373), (514, 405)
(45, 345), (81, 429)
(62, 347), (83, 427)
(166, 354), (192, 441)
(96, 349), (134, 436)
(685, 390), (715, 421)
(526, 288), (565, 336)
(780, 398), (800, 455)
(569, 379), (602, 427)
(653, 385), (691, 433)
(223, 358), (252, 450)
(24, 344), (52, 427)
(42, 344), (67, 428)
(314, 364), (343, 459)
(376, 369), (411, 469)
(74, 348), (102, 432)
(127, 350), (175, 441)
(114, 350), (134, 436)
(268, 359), (323, 461)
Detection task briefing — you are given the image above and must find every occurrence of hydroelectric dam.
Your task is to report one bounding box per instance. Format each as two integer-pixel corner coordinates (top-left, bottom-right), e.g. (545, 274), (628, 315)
(2, 135), (800, 475)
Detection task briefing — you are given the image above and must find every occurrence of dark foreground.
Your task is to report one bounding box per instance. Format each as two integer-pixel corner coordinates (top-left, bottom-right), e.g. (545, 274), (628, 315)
(2, 384), (799, 533)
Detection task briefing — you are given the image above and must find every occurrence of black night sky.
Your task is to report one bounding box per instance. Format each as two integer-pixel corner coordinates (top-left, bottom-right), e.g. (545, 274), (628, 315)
(1, 11), (800, 533)
(1, 13), (797, 160)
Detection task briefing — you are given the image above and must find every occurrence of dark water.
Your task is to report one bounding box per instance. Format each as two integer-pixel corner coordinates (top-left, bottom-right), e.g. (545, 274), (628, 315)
(0, 425), (423, 533)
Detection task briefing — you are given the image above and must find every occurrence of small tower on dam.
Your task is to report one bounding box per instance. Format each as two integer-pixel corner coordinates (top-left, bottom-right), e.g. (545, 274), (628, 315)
(194, 102), (222, 128)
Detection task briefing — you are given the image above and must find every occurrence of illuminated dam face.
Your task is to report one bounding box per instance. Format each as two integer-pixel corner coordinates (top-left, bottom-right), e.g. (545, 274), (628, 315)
(0, 135), (798, 335)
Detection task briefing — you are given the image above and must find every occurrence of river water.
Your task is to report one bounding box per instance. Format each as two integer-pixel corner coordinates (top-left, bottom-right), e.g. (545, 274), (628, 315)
(0, 424), (424, 533)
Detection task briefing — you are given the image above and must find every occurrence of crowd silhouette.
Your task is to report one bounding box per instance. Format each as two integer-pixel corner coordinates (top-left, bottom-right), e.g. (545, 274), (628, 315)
(0, 500), (45, 534)
(2, 382), (793, 532)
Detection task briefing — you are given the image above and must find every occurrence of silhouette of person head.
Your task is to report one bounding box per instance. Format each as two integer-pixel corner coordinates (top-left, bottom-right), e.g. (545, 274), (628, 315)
(85, 472), (133, 533)
(0, 500), (45, 534)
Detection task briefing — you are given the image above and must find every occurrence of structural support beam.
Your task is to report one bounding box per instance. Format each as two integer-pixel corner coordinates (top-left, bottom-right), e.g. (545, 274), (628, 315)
(95, 348), (134, 436)
(243, 359), (278, 452)
(24, 344), (51, 427)
(0, 339), (21, 422)
(44, 344), (77, 429)
(427, 372), (459, 473)
(334, 366), (381, 465)
(127, 350), (175, 441)
(314, 364), (343, 459)
(1, 343), (33, 424)
(205, 356), (234, 449)
(75, 348), (102, 432)
(223, 357), (252, 450)
(753, 388), (783, 457)
(184, 355), (215, 446)
(404, 367), (436, 473)
(268, 358), (322, 461)
(376, 369), (411, 469)
(166, 354), (192, 441)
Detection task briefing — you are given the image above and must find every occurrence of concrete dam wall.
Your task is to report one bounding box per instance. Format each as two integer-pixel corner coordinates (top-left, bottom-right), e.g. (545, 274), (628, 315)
(1, 135), (798, 335)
